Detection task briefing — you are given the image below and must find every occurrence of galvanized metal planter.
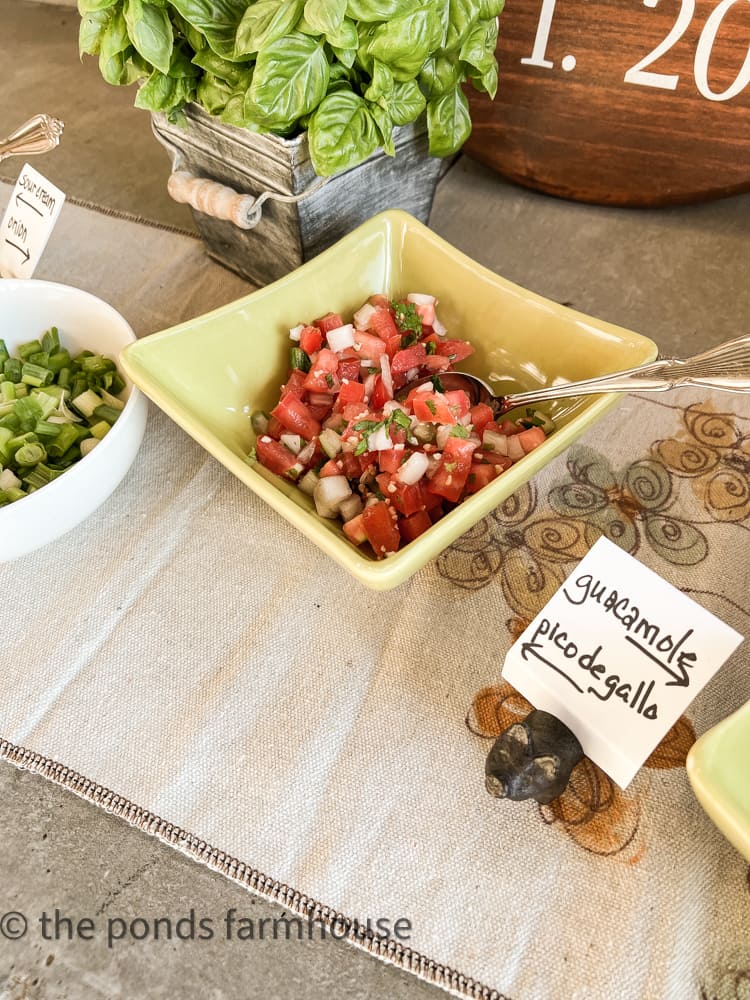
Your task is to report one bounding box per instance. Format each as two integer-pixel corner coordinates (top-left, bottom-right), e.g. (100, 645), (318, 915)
(151, 104), (450, 287)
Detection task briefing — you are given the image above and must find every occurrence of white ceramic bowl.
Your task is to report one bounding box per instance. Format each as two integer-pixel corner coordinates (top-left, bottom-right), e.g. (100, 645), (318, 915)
(0, 279), (148, 561)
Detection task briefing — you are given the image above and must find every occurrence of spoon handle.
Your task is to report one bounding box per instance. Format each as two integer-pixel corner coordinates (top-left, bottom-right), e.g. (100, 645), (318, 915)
(502, 334), (750, 410)
(0, 115), (64, 163)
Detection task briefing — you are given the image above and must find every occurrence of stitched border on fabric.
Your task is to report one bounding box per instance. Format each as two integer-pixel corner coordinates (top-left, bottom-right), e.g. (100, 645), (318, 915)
(0, 737), (512, 1000)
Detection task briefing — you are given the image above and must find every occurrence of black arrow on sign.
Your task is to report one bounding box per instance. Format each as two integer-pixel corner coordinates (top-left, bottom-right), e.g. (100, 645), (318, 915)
(15, 193), (43, 216)
(4, 239), (30, 264)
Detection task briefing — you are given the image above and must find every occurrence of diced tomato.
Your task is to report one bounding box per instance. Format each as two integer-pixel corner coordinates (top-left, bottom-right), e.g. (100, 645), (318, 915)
(421, 333), (439, 350)
(444, 389), (471, 419)
(314, 312), (344, 334)
(338, 451), (363, 479)
(427, 437), (478, 503)
(480, 451), (514, 469)
(470, 403), (494, 434)
(367, 307), (399, 341)
(423, 490), (444, 513)
(281, 369), (307, 399)
(256, 436), (299, 478)
(319, 459), (343, 477)
(435, 339), (474, 363)
(304, 349), (340, 393)
(362, 501), (400, 557)
(337, 356), (361, 382)
(337, 381), (366, 405)
(354, 331), (388, 361)
(384, 333), (402, 358)
(377, 449), (404, 475)
(517, 425), (546, 452)
(499, 419), (521, 436)
(464, 463), (503, 494)
(398, 509), (432, 542)
(420, 354), (451, 372)
(271, 393), (321, 440)
(391, 343), (427, 374)
(299, 325), (323, 355)
(411, 391), (456, 425)
(343, 512), (368, 545)
(341, 401), (370, 423)
(388, 478), (429, 517)
(370, 375), (390, 410)
(307, 402), (333, 421)
(266, 415), (284, 440)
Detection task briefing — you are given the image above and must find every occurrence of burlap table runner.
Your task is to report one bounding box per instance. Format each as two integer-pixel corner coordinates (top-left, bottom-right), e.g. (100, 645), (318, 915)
(2, 186), (749, 999)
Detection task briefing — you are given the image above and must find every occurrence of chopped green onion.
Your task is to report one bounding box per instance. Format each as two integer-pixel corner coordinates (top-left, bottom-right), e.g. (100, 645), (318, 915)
(41, 327), (60, 354)
(289, 346), (311, 373)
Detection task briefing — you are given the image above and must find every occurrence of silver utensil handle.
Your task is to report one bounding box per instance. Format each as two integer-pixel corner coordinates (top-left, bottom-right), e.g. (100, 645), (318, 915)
(0, 114), (64, 163)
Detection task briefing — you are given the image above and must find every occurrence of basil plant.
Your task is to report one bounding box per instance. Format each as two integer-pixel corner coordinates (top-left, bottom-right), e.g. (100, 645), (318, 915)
(78, 0), (502, 177)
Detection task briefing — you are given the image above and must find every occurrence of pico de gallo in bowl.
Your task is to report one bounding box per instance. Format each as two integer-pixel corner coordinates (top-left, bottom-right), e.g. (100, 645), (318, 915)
(250, 293), (553, 560)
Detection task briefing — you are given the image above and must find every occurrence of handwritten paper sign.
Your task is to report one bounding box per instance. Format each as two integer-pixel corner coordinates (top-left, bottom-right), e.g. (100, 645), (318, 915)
(502, 537), (744, 788)
(0, 164), (65, 279)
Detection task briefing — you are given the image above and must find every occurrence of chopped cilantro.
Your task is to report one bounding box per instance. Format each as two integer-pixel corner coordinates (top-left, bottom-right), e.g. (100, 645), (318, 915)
(325, 373), (335, 389)
(353, 419), (381, 432)
(425, 399), (437, 416)
(425, 340), (437, 354)
(391, 300), (422, 341)
(354, 438), (370, 456)
(391, 409), (411, 430)
(450, 425), (469, 438)
(430, 375), (444, 394)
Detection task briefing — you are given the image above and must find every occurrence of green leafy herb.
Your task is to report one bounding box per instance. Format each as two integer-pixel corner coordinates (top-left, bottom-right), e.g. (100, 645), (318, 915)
(425, 340), (437, 355)
(430, 375), (444, 394)
(289, 346), (311, 372)
(391, 300), (422, 345)
(450, 425), (469, 438)
(425, 399), (437, 416)
(78, 0), (501, 178)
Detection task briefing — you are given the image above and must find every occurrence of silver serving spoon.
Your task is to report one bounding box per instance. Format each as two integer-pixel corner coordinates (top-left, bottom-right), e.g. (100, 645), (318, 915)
(401, 334), (750, 416)
(0, 114), (64, 163)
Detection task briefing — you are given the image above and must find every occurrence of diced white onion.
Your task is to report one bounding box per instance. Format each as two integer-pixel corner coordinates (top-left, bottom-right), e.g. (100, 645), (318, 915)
(339, 494), (364, 522)
(507, 435), (525, 462)
(397, 451), (429, 485)
(367, 424), (393, 451)
(353, 302), (377, 330)
(382, 400), (406, 416)
(407, 293), (436, 306)
(280, 433), (303, 454)
(415, 382), (432, 393)
(432, 315), (447, 336)
(326, 323), (356, 352)
(299, 469), (319, 495)
(0, 468), (21, 490)
(289, 323), (304, 341)
(380, 352), (393, 400)
(436, 425), (452, 450)
(482, 429), (508, 455)
(297, 440), (317, 465)
(313, 475), (352, 518)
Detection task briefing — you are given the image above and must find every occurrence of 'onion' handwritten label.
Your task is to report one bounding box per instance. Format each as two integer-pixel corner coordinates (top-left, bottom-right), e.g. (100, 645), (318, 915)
(502, 536), (743, 788)
(0, 164), (65, 279)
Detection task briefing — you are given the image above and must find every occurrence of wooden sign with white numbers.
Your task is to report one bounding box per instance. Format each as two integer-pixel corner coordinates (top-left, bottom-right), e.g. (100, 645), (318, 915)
(464, 0), (750, 205)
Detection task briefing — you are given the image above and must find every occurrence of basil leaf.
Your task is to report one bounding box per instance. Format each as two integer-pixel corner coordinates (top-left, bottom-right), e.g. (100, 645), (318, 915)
(468, 59), (497, 98)
(308, 90), (380, 176)
(446, 0), (481, 52)
(191, 48), (251, 86)
(459, 16), (497, 72)
(167, 45), (201, 77)
(368, 102), (395, 156)
(368, 8), (444, 81)
(246, 32), (329, 129)
(196, 72), (234, 113)
(134, 67), (180, 109)
(235, 0), (305, 57)
(426, 84), (471, 156)
(419, 51), (460, 99)
(99, 45), (135, 85)
(381, 78), (425, 126)
(99, 9), (130, 59)
(364, 60), (394, 102)
(77, 0), (117, 11)
(169, 0), (246, 59)
(478, 0), (504, 15)
(325, 15), (358, 49)
(346, 0), (419, 20)
(304, 0), (346, 37)
(330, 43), (357, 69)
(124, 0), (173, 74)
(79, 7), (113, 55)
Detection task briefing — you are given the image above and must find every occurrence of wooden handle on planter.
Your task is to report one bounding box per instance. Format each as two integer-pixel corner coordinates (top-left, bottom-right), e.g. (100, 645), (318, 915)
(167, 170), (261, 230)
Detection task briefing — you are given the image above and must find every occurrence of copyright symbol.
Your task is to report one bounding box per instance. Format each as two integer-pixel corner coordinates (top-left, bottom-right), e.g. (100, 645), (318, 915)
(0, 912), (27, 939)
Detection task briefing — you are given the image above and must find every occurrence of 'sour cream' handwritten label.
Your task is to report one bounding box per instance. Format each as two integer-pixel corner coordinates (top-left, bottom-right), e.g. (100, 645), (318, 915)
(502, 537), (743, 788)
(0, 164), (65, 279)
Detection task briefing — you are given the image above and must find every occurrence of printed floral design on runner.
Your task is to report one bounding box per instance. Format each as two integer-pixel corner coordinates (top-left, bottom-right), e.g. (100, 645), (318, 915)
(699, 967), (750, 1000)
(547, 445), (708, 565)
(467, 684), (696, 861)
(653, 402), (750, 525)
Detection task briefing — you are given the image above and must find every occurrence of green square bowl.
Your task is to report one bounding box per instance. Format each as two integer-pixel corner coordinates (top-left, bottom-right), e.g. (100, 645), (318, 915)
(119, 210), (657, 590)
(687, 699), (750, 861)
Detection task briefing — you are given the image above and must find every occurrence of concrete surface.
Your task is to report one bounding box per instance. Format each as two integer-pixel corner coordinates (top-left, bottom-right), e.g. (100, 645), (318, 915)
(2, 2), (750, 999)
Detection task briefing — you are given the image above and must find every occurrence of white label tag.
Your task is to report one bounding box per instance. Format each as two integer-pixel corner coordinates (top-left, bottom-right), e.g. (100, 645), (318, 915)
(0, 164), (65, 279)
(502, 536), (744, 788)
